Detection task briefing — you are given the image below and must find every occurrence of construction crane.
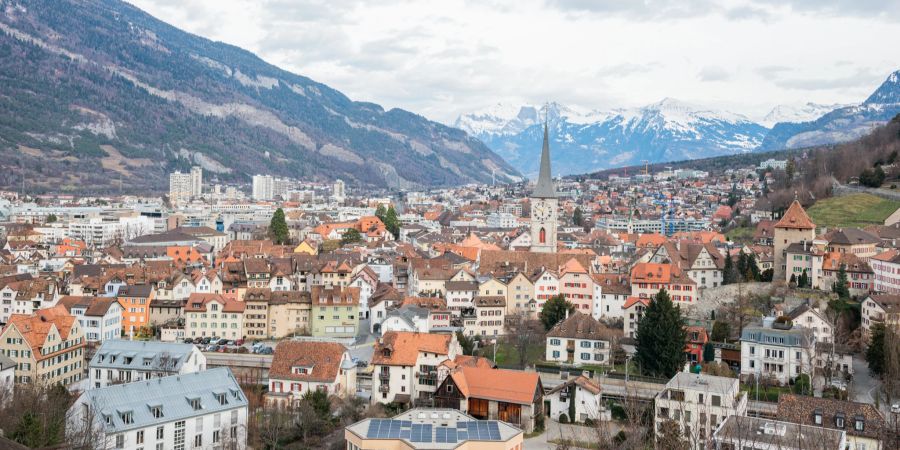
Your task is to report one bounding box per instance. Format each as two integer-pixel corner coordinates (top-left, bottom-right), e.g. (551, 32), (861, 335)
(641, 160), (650, 175)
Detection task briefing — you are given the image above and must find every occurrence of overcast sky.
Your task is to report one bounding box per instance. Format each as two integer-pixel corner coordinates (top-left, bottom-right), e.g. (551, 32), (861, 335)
(129, 0), (900, 124)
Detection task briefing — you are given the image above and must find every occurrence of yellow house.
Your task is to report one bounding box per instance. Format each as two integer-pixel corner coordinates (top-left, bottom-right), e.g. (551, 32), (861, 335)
(294, 240), (318, 255)
(505, 272), (534, 315)
(478, 277), (507, 299)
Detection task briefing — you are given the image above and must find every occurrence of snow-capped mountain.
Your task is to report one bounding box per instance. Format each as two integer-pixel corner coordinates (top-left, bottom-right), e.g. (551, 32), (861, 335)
(759, 70), (900, 151)
(759, 103), (849, 128)
(459, 99), (768, 177)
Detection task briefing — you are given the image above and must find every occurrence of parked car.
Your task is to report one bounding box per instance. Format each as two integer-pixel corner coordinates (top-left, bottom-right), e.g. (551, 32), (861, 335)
(235, 339), (244, 346)
(216, 338), (229, 345)
(206, 344), (219, 352)
(258, 347), (274, 355)
(892, 403), (900, 414)
(183, 338), (194, 344)
(200, 337), (212, 345)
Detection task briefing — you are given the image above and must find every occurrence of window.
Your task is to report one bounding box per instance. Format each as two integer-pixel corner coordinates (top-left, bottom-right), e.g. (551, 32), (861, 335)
(151, 406), (163, 418)
(115, 434), (124, 448)
(188, 397), (201, 410)
(711, 395), (721, 407)
(136, 430), (144, 444)
(156, 426), (164, 440)
(854, 418), (865, 431)
(174, 421), (186, 450)
(193, 434), (202, 447)
(835, 415), (845, 428)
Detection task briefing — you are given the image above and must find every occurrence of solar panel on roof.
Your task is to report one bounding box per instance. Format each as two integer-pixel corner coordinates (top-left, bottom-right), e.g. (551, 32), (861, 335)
(457, 421), (468, 429)
(400, 429), (411, 439)
(390, 421), (401, 438)
(366, 420), (379, 438)
(401, 420), (412, 427)
(488, 421), (501, 440)
(447, 428), (458, 443)
(436, 427), (446, 443)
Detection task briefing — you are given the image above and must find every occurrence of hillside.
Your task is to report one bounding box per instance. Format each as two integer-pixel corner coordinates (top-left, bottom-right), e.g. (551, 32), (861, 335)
(807, 194), (900, 229)
(0, 0), (521, 194)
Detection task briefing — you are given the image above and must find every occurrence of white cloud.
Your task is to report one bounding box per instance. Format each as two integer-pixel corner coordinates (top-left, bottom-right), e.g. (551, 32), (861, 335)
(129, 0), (900, 123)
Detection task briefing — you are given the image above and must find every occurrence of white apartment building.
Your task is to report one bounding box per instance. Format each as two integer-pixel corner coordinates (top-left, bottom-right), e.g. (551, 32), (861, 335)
(870, 250), (900, 294)
(59, 296), (122, 343)
(88, 340), (206, 389)
(740, 317), (816, 385)
(169, 166), (202, 205)
(67, 367), (247, 450)
(252, 174), (274, 201)
(333, 179), (346, 203)
(183, 294), (246, 340)
(655, 372), (748, 450)
(545, 312), (617, 366)
(486, 212), (519, 229)
(67, 216), (156, 248)
(371, 331), (460, 405)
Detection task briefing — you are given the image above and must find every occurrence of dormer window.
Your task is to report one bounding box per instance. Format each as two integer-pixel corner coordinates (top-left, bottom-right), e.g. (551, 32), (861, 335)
(835, 413), (845, 428)
(854, 416), (864, 432)
(187, 397), (201, 411)
(215, 393), (228, 406)
(292, 366), (311, 375)
(104, 414), (112, 425)
(813, 409), (822, 425)
(119, 410), (134, 425)
(150, 405), (163, 418)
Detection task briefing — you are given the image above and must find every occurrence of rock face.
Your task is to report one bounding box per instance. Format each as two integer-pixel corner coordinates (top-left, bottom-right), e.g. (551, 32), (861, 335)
(0, 0), (521, 193)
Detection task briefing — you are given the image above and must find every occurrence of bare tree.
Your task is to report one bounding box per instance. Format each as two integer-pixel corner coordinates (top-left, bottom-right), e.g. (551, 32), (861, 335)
(504, 311), (544, 369)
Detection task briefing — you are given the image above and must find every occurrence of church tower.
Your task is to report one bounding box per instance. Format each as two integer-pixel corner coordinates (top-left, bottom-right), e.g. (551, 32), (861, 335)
(530, 123), (558, 253)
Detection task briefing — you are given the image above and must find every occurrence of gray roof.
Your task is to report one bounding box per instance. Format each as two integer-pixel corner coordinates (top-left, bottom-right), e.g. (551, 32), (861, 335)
(532, 123), (556, 198)
(77, 367), (246, 434)
(713, 416), (845, 449)
(345, 408), (522, 449)
(0, 353), (15, 371)
(117, 283), (154, 298)
(89, 339), (199, 371)
(662, 372), (738, 395)
(127, 230), (199, 245)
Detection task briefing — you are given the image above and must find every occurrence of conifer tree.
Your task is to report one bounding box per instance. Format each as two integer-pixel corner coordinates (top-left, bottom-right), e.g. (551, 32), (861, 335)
(634, 289), (687, 378)
(268, 208), (289, 244)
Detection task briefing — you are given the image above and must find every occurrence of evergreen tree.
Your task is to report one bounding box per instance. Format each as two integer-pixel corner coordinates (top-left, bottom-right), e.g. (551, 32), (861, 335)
(702, 342), (715, 363)
(745, 253), (761, 281)
(340, 228), (362, 245)
(540, 294), (575, 331)
(375, 204), (387, 221)
(786, 157), (796, 181)
(723, 255), (736, 285)
(789, 273), (797, 285)
(799, 270), (809, 288)
(572, 207), (583, 226)
(711, 321), (731, 342)
(737, 253), (749, 282)
(383, 205), (400, 239)
(832, 264), (850, 299)
(456, 331), (475, 355)
(867, 323), (886, 376)
(634, 289), (687, 378)
(268, 208), (289, 244)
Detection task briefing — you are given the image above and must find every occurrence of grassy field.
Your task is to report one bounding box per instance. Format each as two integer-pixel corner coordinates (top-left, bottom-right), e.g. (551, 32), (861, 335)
(725, 226), (755, 243)
(807, 193), (900, 228)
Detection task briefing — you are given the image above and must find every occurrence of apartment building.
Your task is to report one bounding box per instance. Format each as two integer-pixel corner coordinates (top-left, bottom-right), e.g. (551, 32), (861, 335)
(310, 286), (359, 338)
(265, 341), (357, 406)
(67, 367), (247, 450)
(117, 284), (155, 336)
(371, 331), (460, 405)
(58, 295), (123, 343)
(740, 317), (816, 385)
(87, 340), (206, 389)
(713, 416), (846, 450)
(545, 312), (619, 366)
(0, 305), (85, 385)
(860, 294), (900, 339)
(183, 293), (246, 340)
(268, 290), (312, 338)
(654, 372), (748, 450)
(559, 258), (593, 314)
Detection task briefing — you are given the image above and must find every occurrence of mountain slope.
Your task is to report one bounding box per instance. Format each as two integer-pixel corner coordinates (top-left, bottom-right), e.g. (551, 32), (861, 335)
(758, 71), (900, 151)
(0, 0), (520, 194)
(459, 99), (768, 177)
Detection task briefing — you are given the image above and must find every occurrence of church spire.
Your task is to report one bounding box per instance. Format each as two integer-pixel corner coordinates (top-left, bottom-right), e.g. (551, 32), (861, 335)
(533, 119), (556, 198)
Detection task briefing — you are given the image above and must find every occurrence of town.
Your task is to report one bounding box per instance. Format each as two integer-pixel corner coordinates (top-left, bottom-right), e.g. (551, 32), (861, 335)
(0, 123), (898, 450)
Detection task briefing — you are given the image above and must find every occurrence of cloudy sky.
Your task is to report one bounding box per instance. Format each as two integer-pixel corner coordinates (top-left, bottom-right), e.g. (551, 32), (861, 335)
(130, 0), (900, 124)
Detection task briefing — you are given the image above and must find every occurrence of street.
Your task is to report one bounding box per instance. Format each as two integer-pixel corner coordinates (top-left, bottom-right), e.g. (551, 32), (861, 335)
(851, 354), (891, 418)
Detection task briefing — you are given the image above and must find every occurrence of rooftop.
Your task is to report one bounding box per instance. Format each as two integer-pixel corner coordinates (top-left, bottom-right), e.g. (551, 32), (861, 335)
(345, 408), (522, 449)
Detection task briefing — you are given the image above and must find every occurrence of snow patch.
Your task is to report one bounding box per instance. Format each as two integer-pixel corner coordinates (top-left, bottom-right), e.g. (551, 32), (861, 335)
(233, 69), (279, 89)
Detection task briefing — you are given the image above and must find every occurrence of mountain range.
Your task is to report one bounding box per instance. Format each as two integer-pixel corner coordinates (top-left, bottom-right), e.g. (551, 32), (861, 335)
(456, 71), (900, 177)
(0, 0), (521, 194)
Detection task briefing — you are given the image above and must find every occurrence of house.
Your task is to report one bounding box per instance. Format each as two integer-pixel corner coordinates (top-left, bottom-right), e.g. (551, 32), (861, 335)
(774, 200), (817, 281)
(267, 290), (312, 338)
(784, 241), (824, 288)
(58, 295), (123, 342)
(465, 296), (506, 339)
(88, 340), (206, 389)
(630, 262), (697, 304)
(740, 317), (816, 385)
(344, 408), (524, 450)
(242, 288), (272, 339)
(650, 241), (725, 289)
(433, 366), (543, 433)
(149, 299), (184, 325)
(819, 228), (880, 259)
(784, 303), (832, 344)
(380, 305), (432, 334)
(591, 273), (631, 321)
(545, 376), (606, 424)
(776, 394), (887, 450)
(265, 341), (357, 406)
(66, 367), (247, 450)
(623, 297), (650, 339)
(545, 312), (620, 366)
(183, 293), (246, 340)
(712, 416), (846, 450)
(505, 272), (535, 315)
(654, 372), (748, 450)
(310, 285), (360, 338)
(0, 305), (85, 385)
(684, 325), (709, 364)
(821, 252), (873, 297)
(531, 269), (560, 310)
(371, 331), (461, 405)
(558, 258), (593, 314)
(117, 284), (155, 336)
(445, 280), (478, 316)
(0, 354), (14, 397)
(870, 249), (900, 294)
(860, 294), (900, 339)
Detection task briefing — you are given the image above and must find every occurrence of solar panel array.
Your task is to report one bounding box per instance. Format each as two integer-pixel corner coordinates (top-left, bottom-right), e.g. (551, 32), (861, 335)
(365, 419), (502, 444)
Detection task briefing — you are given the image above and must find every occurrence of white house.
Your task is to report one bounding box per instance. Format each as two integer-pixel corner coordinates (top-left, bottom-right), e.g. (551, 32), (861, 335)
(371, 331), (460, 405)
(740, 317), (816, 385)
(655, 372), (748, 450)
(590, 274), (631, 321)
(88, 340), (207, 389)
(265, 341), (357, 406)
(58, 296), (123, 343)
(545, 376), (607, 424)
(67, 367), (247, 450)
(784, 304), (833, 345)
(545, 312), (620, 366)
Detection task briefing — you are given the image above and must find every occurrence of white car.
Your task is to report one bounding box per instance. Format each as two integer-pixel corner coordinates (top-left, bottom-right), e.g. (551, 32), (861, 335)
(830, 379), (847, 390)
(892, 403), (900, 414)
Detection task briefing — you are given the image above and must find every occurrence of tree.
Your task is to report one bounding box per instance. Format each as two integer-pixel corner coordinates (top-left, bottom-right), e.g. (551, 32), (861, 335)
(656, 419), (690, 450)
(798, 270), (809, 288)
(785, 157), (796, 181)
(723, 255), (736, 285)
(505, 312), (545, 369)
(456, 331), (475, 355)
(45, 213), (57, 223)
(634, 289), (687, 378)
(711, 321), (731, 342)
(268, 208), (289, 244)
(383, 206), (400, 239)
(702, 342), (715, 363)
(340, 228), (362, 245)
(572, 207), (584, 226)
(860, 166), (886, 187)
(540, 295), (575, 331)
(832, 264), (850, 299)
(375, 204), (387, 221)
(867, 323), (886, 376)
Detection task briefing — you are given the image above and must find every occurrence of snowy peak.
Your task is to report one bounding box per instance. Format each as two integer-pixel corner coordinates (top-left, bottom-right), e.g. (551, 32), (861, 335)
(760, 102), (848, 128)
(453, 103), (540, 137)
(864, 70), (900, 105)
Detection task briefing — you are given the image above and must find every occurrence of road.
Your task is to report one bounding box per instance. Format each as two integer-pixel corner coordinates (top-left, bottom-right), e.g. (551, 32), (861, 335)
(850, 354), (892, 417)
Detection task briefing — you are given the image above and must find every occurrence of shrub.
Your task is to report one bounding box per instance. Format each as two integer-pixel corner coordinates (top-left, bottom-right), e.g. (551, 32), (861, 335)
(583, 418), (595, 427)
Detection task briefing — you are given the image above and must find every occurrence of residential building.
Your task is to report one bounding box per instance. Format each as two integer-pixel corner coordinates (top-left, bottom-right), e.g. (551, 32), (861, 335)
(784, 304), (832, 344)
(820, 228), (879, 259)
(821, 252), (873, 297)
(774, 200), (817, 282)
(445, 281), (478, 315)
(58, 295), (123, 342)
(860, 294), (900, 339)
(434, 366), (543, 433)
(310, 286), (360, 338)
(117, 284), (155, 337)
(505, 272), (534, 315)
(242, 288), (271, 339)
(0, 305), (85, 385)
(740, 317), (816, 385)
(371, 331), (460, 405)
(559, 258), (593, 314)
(654, 372), (748, 450)
(591, 273), (631, 321)
(265, 341), (356, 406)
(650, 241), (725, 289)
(784, 241), (824, 288)
(623, 297), (650, 339)
(545, 312), (619, 366)
(183, 293), (246, 340)
(169, 167), (202, 204)
(252, 174), (275, 201)
(344, 408), (524, 450)
(0, 354), (14, 397)
(684, 325), (709, 364)
(267, 290), (312, 338)
(67, 367), (247, 450)
(776, 394), (887, 450)
(88, 340), (206, 389)
(712, 416), (846, 450)
(545, 376), (606, 424)
(467, 296), (505, 339)
(630, 263), (697, 304)
(870, 249), (900, 294)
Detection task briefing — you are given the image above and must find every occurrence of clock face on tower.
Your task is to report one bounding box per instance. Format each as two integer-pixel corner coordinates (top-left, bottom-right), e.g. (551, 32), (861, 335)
(533, 201), (552, 222)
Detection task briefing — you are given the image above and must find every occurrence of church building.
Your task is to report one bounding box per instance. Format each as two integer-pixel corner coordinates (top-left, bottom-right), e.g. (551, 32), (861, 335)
(530, 123), (558, 253)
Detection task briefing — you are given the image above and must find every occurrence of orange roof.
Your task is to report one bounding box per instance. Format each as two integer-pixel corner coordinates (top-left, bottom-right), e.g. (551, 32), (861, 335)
(636, 233), (666, 248)
(631, 262), (673, 283)
(872, 249), (899, 262)
(372, 331), (452, 366)
(449, 366), (541, 405)
(560, 257), (587, 275)
(4, 305), (79, 357)
(623, 296), (650, 309)
(440, 354), (496, 371)
(775, 200), (816, 230)
(184, 293), (245, 313)
(167, 246), (205, 264)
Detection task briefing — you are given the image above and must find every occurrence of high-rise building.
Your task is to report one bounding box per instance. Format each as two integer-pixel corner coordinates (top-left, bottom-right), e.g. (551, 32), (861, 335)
(252, 174), (274, 201)
(333, 179), (346, 203)
(169, 166), (203, 204)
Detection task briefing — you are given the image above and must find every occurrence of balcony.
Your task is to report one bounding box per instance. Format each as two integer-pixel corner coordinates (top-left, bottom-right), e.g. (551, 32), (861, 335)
(379, 372), (391, 381)
(378, 384), (391, 393)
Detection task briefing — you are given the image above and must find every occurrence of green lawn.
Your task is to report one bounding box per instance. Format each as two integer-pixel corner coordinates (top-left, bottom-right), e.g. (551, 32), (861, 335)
(489, 340), (545, 368)
(807, 193), (900, 228)
(725, 226), (755, 243)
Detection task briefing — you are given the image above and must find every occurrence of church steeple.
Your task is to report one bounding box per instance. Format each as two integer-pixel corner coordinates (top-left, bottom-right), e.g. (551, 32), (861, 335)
(533, 121), (556, 198)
